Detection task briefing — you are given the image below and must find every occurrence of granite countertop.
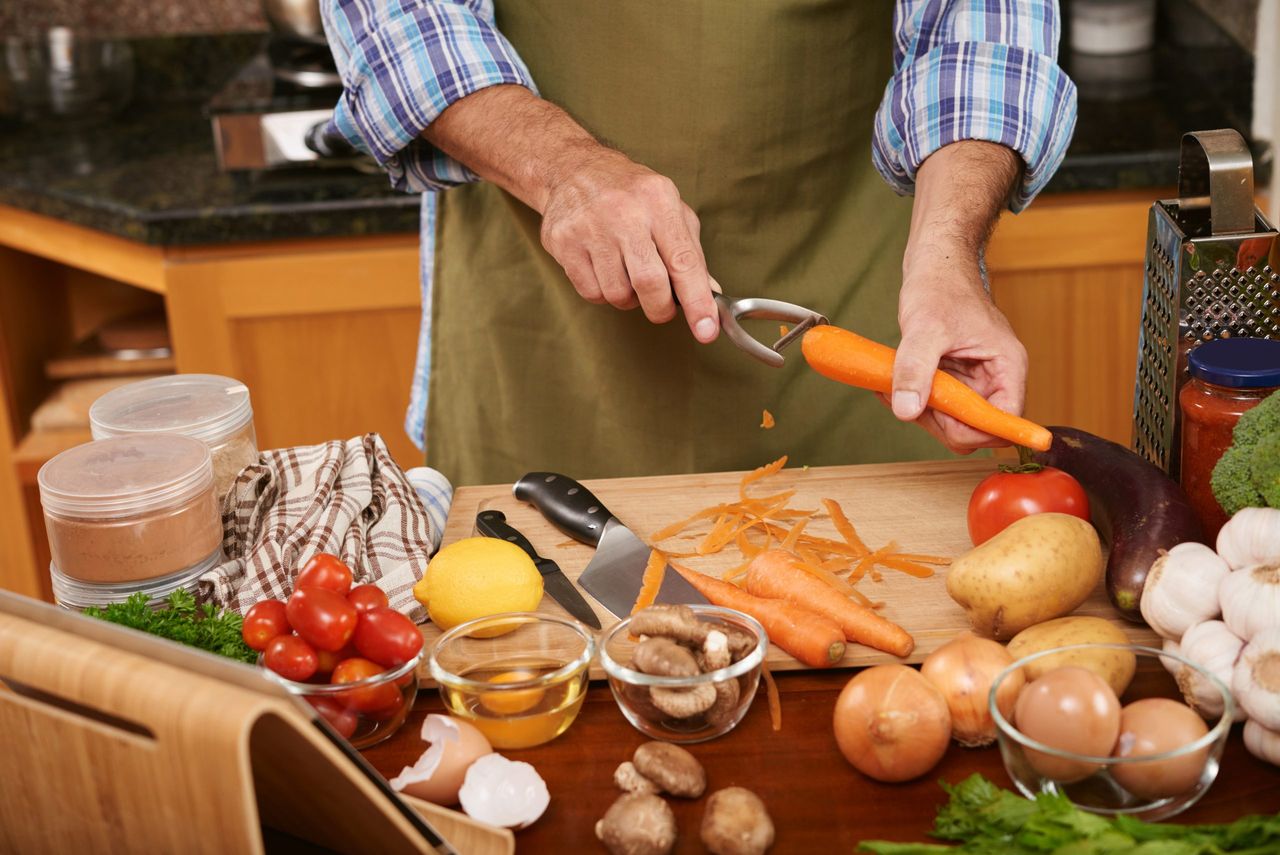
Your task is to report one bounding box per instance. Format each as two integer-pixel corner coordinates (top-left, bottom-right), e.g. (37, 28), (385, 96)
(0, 4), (1266, 247)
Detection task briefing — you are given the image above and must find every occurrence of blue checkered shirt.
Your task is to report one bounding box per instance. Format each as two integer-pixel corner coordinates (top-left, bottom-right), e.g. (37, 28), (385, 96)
(321, 0), (1078, 452)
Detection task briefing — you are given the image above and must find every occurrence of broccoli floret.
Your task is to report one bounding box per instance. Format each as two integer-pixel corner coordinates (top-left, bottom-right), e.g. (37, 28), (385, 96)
(1252, 432), (1280, 508)
(1212, 443), (1265, 515)
(1233, 388), (1280, 448)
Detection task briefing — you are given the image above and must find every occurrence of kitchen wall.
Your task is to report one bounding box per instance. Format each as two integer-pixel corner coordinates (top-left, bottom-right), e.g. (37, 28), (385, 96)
(0, 0), (266, 39)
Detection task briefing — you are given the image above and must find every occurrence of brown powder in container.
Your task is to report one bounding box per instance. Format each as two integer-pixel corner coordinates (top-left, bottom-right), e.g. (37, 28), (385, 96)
(39, 435), (225, 584)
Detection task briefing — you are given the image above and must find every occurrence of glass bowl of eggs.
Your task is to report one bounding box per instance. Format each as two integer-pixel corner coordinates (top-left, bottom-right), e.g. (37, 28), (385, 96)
(990, 643), (1233, 821)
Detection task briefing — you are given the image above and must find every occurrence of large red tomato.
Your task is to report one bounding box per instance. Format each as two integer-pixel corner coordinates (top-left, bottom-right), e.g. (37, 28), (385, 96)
(967, 465), (1091, 545)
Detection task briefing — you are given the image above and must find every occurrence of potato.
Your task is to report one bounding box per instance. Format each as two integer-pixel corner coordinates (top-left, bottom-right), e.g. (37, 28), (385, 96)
(1007, 616), (1136, 697)
(946, 513), (1103, 641)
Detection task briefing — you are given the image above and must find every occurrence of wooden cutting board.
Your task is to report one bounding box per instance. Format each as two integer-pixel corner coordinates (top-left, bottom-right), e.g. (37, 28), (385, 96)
(431, 458), (1160, 676)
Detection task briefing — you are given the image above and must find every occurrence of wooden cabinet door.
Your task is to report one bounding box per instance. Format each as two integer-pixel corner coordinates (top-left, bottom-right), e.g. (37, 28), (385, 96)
(165, 235), (424, 467)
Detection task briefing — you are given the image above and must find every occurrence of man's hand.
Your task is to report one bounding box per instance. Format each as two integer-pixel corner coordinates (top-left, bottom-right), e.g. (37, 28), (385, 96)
(423, 85), (719, 343)
(891, 141), (1028, 453)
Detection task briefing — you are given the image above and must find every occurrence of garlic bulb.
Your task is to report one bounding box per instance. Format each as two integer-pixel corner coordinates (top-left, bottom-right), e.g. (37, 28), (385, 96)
(1177, 620), (1245, 721)
(1160, 638), (1184, 680)
(1243, 719), (1280, 767)
(1233, 627), (1280, 730)
(1217, 508), (1280, 570)
(1219, 562), (1280, 643)
(1139, 543), (1228, 639)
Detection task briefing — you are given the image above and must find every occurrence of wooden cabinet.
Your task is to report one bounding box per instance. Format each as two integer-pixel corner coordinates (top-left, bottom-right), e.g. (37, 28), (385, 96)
(0, 207), (421, 600)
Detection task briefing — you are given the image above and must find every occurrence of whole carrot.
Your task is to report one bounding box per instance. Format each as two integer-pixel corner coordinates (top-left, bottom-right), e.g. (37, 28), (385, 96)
(745, 549), (915, 658)
(801, 325), (1052, 452)
(673, 565), (846, 668)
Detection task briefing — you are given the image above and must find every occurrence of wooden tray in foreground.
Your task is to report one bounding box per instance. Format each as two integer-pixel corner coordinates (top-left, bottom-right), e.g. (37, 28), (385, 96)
(432, 459), (1159, 677)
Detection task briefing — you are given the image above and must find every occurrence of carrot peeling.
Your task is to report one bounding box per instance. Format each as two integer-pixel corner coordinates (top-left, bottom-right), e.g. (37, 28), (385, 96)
(761, 659), (782, 732)
(801, 324), (1053, 451)
(630, 549), (667, 614)
(822, 498), (870, 556)
(760, 409), (775, 429)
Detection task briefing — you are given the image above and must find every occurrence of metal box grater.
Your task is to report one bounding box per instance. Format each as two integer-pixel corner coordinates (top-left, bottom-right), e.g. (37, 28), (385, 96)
(1133, 129), (1280, 474)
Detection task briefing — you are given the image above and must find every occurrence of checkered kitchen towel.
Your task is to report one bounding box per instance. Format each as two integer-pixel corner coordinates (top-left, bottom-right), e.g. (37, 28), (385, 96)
(199, 433), (451, 622)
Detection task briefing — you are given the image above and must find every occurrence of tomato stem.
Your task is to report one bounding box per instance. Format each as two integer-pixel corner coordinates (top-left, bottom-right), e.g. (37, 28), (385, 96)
(998, 446), (1044, 475)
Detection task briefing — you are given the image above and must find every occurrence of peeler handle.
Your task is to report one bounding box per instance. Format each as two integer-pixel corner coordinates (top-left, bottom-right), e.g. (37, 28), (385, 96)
(1178, 129), (1255, 236)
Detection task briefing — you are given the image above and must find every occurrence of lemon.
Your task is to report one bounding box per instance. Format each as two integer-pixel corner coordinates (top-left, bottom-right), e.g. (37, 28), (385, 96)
(419, 537), (543, 635)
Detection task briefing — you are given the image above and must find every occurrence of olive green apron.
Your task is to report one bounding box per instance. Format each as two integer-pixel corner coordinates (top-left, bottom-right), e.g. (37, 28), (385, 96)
(427, 0), (949, 485)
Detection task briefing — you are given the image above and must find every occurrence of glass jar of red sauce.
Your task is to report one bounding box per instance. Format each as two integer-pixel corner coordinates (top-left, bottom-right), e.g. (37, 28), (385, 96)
(1179, 338), (1280, 540)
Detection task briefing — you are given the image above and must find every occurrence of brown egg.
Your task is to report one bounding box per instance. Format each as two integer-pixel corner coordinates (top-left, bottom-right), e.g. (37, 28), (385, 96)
(1111, 698), (1210, 800)
(388, 715), (493, 805)
(1014, 666), (1121, 783)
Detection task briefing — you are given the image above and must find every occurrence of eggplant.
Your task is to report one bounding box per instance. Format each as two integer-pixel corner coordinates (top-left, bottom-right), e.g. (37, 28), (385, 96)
(1032, 426), (1204, 622)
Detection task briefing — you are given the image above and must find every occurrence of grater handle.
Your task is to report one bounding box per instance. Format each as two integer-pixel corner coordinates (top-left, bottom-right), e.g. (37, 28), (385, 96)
(1178, 129), (1255, 235)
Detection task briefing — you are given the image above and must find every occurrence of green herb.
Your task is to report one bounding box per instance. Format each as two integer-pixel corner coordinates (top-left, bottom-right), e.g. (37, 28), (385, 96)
(858, 775), (1280, 855)
(83, 590), (257, 664)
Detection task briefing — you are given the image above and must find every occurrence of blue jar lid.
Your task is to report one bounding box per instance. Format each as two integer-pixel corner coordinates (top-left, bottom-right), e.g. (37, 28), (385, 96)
(1188, 338), (1280, 388)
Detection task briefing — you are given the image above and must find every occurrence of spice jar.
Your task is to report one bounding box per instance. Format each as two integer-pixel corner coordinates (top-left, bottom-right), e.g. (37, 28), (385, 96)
(1178, 338), (1280, 539)
(38, 435), (224, 585)
(89, 374), (258, 501)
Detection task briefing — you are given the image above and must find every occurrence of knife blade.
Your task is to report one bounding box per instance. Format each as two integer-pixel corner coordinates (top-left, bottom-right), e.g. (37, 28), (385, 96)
(474, 509), (602, 629)
(512, 472), (708, 618)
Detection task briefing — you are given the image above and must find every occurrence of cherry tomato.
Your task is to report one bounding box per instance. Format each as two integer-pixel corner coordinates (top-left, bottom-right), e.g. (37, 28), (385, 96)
(314, 642), (358, 676)
(287, 587), (358, 652)
(242, 599), (290, 651)
(332, 657), (400, 713)
(308, 696), (358, 739)
(295, 553), (353, 595)
(353, 607), (424, 667)
(263, 634), (319, 682)
(347, 584), (389, 613)
(363, 693), (407, 722)
(967, 464), (1091, 545)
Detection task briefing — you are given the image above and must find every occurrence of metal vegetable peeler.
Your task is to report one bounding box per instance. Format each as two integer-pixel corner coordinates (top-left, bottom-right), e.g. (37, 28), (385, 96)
(713, 292), (827, 368)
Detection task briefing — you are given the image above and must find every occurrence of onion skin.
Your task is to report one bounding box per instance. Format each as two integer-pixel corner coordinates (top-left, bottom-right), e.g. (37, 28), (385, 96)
(833, 665), (951, 782)
(922, 632), (1023, 747)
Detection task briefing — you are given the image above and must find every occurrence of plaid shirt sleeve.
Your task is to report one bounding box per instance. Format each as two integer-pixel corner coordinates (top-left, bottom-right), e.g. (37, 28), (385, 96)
(873, 0), (1078, 212)
(320, 0), (536, 193)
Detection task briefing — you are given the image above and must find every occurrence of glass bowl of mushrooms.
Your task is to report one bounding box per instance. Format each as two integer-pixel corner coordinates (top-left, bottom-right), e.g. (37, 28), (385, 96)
(598, 604), (767, 743)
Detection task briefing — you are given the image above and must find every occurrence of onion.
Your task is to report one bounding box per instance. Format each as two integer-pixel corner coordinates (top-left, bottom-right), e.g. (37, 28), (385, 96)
(921, 632), (1024, 747)
(832, 664), (951, 782)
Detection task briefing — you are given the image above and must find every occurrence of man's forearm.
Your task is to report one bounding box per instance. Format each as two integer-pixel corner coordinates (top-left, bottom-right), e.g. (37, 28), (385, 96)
(903, 141), (1023, 283)
(422, 84), (598, 213)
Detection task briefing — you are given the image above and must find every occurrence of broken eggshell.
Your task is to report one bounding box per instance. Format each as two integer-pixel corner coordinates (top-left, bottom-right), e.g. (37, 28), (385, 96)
(458, 753), (550, 828)
(388, 714), (493, 805)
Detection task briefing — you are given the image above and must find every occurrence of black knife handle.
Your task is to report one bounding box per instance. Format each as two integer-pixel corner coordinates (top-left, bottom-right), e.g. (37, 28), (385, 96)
(475, 510), (543, 562)
(513, 472), (614, 547)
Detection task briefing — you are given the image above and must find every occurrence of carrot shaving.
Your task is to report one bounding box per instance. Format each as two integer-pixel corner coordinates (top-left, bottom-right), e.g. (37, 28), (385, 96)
(630, 549), (667, 614)
(762, 659), (782, 731)
(650, 505), (730, 542)
(698, 511), (741, 555)
(877, 556), (936, 578)
(779, 324), (789, 338)
(821, 499), (870, 557)
(851, 541), (900, 582)
(739, 456), (788, 501)
(892, 553), (952, 565)
(760, 410), (775, 429)
(780, 518), (808, 551)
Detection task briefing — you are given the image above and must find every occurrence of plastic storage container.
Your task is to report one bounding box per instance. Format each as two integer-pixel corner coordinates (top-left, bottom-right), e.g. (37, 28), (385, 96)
(38, 435), (224, 587)
(49, 552), (221, 611)
(1178, 338), (1280, 539)
(89, 374), (258, 500)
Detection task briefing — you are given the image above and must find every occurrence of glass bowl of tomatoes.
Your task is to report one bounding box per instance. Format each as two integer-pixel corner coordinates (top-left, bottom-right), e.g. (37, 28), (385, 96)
(245, 553), (427, 749)
(262, 647), (423, 749)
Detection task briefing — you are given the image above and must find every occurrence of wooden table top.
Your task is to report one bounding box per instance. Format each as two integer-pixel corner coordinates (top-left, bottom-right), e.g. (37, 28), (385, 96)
(363, 664), (1280, 853)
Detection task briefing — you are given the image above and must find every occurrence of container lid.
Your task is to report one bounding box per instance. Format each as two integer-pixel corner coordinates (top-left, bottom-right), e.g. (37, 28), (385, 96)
(89, 374), (253, 444)
(38, 435), (214, 518)
(50, 549), (222, 610)
(1188, 338), (1280, 388)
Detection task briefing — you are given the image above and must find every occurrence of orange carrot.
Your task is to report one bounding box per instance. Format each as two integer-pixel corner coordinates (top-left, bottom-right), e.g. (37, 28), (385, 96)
(672, 565), (846, 668)
(801, 325), (1052, 451)
(630, 549), (667, 614)
(744, 549), (915, 658)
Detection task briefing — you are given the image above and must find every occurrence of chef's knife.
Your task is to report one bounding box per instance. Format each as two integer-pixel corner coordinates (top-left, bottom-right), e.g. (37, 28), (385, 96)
(513, 472), (708, 618)
(475, 509), (602, 629)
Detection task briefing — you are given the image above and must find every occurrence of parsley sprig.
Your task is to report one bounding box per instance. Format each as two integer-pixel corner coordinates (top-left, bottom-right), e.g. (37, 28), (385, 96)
(83, 590), (257, 664)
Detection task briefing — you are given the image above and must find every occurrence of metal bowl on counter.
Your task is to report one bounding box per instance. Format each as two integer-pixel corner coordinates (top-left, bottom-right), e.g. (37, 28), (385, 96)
(3, 28), (134, 124)
(599, 605), (767, 744)
(428, 612), (596, 750)
(261, 648), (423, 750)
(991, 643), (1233, 821)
